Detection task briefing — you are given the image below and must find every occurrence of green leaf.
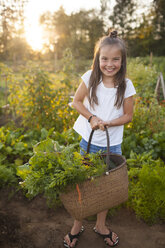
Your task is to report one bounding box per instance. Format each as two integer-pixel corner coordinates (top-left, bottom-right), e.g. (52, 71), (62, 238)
(17, 163), (31, 180)
(33, 138), (55, 154)
(15, 158), (24, 166)
(6, 146), (13, 153)
(0, 142), (4, 150)
(14, 142), (25, 152)
(41, 128), (48, 140)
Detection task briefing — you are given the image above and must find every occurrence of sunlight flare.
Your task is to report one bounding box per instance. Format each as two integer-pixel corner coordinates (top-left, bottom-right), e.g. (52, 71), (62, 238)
(24, 22), (44, 51)
(24, 0), (101, 51)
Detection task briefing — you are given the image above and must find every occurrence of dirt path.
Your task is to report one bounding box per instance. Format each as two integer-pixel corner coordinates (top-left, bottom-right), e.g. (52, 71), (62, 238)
(0, 189), (165, 248)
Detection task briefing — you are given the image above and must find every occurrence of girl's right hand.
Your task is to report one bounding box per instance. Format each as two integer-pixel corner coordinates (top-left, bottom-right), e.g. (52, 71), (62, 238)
(90, 116), (102, 130)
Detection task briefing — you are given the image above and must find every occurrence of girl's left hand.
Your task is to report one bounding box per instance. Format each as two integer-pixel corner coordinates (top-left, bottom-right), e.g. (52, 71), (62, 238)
(98, 120), (111, 130)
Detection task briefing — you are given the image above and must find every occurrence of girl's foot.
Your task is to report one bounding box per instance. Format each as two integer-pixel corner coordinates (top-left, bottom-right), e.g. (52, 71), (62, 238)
(64, 226), (84, 248)
(93, 226), (119, 247)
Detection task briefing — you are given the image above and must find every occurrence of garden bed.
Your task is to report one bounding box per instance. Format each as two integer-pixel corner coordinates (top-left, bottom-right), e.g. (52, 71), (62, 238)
(0, 189), (165, 248)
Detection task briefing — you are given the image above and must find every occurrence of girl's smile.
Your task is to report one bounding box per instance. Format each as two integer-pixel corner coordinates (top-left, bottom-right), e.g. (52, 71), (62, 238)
(99, 44), (122, 80)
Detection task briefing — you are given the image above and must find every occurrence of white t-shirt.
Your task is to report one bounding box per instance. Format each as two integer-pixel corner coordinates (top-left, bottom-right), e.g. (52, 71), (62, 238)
(73, 70), (136, 147)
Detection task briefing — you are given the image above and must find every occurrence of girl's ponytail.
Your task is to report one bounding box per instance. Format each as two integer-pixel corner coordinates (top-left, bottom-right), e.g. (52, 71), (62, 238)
(109, 30), (118, 39)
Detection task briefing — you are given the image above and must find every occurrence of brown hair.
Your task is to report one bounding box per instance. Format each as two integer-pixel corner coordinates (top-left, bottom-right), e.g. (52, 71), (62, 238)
(88, 30), (126, 109)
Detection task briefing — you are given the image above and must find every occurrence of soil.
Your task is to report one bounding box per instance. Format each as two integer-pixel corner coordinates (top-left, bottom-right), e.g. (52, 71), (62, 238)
(0, 189), (165, 248)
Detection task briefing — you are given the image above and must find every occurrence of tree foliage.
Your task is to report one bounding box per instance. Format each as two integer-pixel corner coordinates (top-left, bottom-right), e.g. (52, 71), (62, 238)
(0, 0), (165, 59)
(153, 0), (165, 39)
(40, 7), (105, 59)
(0, 0), (30, 60)
(152, 0), (165, 55)
(109, 0), (137, 38)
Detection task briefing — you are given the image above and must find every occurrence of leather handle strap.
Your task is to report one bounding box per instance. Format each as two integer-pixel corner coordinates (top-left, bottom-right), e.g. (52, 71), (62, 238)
(87, 127), (110, 170)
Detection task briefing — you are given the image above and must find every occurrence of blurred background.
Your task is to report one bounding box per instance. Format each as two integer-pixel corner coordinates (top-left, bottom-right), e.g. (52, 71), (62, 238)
(0, 0), (164, 62)
(0, 1), (165, 227)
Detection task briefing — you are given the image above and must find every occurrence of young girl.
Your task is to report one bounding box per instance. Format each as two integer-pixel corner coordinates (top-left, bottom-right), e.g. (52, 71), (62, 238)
(64, 30), (136, 248)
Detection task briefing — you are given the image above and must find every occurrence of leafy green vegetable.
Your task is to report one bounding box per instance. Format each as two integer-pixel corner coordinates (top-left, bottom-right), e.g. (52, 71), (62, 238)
(127, 152), (165, 223)
(17, 138), (106, 206)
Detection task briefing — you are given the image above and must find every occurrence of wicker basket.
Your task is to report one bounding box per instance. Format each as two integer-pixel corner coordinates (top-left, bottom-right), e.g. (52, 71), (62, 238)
(60, 128), (128, 220)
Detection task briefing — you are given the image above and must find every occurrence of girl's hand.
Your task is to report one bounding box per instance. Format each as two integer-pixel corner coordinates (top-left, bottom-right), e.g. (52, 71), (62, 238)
(98, 120), (105, 131)
(98, 120), (112, 130)
(90, 116), (102, 130)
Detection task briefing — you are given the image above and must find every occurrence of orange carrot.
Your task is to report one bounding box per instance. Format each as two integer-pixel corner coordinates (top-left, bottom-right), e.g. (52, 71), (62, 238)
(76, 184), (82, 204)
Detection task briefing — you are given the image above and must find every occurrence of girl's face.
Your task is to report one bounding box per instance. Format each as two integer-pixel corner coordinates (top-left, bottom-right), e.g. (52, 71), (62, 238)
(99, 44), (122, 80)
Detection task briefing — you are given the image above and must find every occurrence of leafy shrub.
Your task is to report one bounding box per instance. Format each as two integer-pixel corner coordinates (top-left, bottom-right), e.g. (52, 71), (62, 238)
(0, 63), (13, 106)
(0, 126), (38, 188)
(123, 98), (165, 160)
(132, 98), (164, 134)
(127, 152), (165, 223)
(133, 56), (165, 79)
(0, 125), (81, 188)
(8, 66), (78, 131)
(0, 126), (54, 187)
(0, 164), (17, 188)
(123, 130), (165, 160)
(51, 128), (81, 146)
(127, 58), (158, 99)
(0, 126), (38, 164)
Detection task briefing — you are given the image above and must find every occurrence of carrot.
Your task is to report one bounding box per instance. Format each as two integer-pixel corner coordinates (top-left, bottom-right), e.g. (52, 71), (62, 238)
(76, 184), (82, 204)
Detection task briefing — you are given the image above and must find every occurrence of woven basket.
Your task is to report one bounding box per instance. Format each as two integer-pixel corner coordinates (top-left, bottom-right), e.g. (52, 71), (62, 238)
(60, 128), (128, 220)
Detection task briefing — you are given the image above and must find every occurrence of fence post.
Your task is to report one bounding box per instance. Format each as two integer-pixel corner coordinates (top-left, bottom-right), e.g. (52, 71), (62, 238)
(160, 72), (165, 100)
(155, 72), (165, 100)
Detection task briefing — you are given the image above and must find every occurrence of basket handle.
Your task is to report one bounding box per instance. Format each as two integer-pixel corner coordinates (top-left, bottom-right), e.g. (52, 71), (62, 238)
(87, 127), (110, 170)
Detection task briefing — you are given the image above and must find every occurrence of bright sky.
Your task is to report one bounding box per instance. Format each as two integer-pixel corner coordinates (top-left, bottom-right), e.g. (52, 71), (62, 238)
(24, 0), (103, 51)
(24, 0), (153, 51)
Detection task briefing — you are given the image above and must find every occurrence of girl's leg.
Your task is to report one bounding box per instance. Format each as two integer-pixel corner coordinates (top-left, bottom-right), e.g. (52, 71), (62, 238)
(95, 210), (118, 246)
(64, 141), (121, 246)
(94, 144), (121, 246)
(64, 220), (83, 247)
(64, 139), (86, 247)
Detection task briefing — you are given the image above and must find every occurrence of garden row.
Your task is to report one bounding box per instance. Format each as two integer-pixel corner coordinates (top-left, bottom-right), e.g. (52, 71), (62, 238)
(0, 58), (165, 224)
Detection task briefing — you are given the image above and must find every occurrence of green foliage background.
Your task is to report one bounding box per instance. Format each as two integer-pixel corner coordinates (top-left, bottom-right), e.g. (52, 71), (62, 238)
(0, 0), (165, 226)
(0, 57), (165, 224)
(1, 0), (165, 60)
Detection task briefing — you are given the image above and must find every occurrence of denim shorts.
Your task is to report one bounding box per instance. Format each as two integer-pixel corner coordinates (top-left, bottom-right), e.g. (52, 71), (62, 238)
(80, 138), (122, 155)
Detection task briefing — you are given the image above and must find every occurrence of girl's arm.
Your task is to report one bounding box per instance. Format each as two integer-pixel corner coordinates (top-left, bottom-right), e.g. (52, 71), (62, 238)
(72, 81), (102, 130)
(99, 96), (134, 130)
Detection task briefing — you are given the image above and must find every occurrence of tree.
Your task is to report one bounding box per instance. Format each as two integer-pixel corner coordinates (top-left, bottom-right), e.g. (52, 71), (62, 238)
(153, 0), (165, 38)
(129, 0), (165, 56)
(109, 0), (137, 38)
(128, 12), (155, 56)
(152, 0), (165, 55)
(0, 0), (28, 60)
(100, 0), (109, 18)
(40, 7), (105, 59)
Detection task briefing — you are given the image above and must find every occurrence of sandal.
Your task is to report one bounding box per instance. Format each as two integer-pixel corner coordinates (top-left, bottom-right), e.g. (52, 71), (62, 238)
(64, 226), (84, 248)
(93, 227), (119, 247)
